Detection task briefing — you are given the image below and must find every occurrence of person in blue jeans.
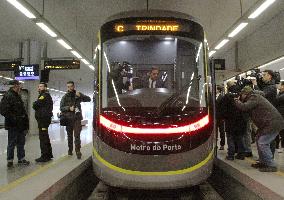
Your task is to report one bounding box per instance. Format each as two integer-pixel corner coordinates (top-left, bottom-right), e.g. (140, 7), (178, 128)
(0, 80), (30, 168)
(235, 86), (284, 172)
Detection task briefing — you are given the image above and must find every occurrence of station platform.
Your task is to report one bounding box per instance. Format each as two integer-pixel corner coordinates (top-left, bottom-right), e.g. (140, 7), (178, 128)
(216, 143), (284, 200)
(0, 123), (94, 200)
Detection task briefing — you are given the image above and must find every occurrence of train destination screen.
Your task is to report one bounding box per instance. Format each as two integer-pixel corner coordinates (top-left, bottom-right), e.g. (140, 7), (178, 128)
(114, 20), (187, 33)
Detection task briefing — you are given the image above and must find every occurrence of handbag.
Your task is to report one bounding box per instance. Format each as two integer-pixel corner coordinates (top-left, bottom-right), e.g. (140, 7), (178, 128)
(60, 112), (75, 126)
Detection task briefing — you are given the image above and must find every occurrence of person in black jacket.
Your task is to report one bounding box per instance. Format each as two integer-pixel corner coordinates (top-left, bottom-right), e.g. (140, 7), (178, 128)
(60, 81), (91, 159)
(216, 85), (225, 150)
(219, 81), (247, 160)
(260, 70), (277, 105)
(33, 82), (53, 162)
(275, 81), (284, 152)
(0, 80), (30, 168)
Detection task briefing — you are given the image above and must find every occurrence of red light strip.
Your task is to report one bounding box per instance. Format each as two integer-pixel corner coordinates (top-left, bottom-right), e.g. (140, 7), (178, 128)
(99, 115), (209, 134)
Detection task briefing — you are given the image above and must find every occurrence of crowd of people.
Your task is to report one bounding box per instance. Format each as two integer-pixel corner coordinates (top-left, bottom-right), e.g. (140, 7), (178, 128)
(0, 80), (91, 168)
(216, 70), (284, 172)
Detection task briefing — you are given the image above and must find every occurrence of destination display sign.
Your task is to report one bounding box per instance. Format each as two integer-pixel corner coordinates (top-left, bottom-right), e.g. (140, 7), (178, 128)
(44, 59), (80, 70)
(114, 20), (189, 33)
(0, 61), (21, 71)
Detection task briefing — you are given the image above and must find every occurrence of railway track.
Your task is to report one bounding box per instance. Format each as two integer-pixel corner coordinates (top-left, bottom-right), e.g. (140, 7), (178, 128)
(88, 181), (223, 200)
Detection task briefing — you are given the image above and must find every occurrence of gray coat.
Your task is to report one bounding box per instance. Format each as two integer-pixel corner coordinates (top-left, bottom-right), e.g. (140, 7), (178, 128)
(235, 92), (284, 136)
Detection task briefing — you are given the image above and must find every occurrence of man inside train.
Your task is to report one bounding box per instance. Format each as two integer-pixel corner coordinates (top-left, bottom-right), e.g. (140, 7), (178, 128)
(142, 67), (165, 88)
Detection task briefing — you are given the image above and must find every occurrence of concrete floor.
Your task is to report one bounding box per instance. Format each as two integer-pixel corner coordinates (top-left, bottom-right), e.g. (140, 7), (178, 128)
(0, 123), (92, 187)
(217, 141), (284, 198)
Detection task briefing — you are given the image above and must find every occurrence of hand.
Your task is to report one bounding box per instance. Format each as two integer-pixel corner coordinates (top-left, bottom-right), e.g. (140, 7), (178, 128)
(76, 92), (81, 97)
(70, 106), (75, 111)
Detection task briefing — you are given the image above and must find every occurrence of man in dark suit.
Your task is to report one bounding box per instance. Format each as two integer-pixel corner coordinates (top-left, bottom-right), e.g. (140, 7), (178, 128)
(142, 67), (165, 88)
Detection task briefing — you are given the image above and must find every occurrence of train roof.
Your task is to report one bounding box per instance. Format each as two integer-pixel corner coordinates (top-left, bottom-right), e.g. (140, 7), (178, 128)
(105, 9), (203, 27)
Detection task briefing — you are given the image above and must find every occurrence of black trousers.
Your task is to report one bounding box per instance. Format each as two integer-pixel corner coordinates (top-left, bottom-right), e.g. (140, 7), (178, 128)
(39, 128), (53, 158)
(66, 120), (82, 152)
(217, 120), (225, 147)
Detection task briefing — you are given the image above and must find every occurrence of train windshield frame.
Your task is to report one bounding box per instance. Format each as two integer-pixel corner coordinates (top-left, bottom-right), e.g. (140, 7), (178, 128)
(99, 17), (208, 113)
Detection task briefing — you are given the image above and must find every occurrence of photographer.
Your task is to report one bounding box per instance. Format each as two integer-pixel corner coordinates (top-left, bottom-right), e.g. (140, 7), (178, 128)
(254, 70), (277, 104)
(60, 81), (91, 159)
(235, 86), (284, 172)
(108, 62), (132, 96)
(218, 81), (247, 160)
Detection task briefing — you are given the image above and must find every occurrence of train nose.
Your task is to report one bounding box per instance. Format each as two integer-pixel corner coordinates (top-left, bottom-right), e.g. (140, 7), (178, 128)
(98, 112), (212, 155)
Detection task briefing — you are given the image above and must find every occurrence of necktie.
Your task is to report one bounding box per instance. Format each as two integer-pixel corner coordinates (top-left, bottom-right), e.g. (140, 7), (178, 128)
(151, 80), (154, 88)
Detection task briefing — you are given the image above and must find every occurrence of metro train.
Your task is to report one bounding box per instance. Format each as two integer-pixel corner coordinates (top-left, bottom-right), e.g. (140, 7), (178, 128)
(92, 10), (215, 189)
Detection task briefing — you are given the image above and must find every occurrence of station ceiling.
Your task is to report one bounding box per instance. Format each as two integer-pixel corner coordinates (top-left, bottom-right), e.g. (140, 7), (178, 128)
(0, 0), (283, 93)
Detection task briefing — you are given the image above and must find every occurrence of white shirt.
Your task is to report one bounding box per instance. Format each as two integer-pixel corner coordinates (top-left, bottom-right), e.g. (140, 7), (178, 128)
(149, 79), (156, 88)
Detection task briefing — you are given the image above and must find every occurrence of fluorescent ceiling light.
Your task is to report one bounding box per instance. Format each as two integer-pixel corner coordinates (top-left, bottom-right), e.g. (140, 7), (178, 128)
(36, 22), (57, 37)
(7, 0), (36, 19)
(89, 65), (95, 70)
(258, 56), (284, 69)
(71, 50), (82, 59)
(57, 39), (72, 50)
(248, 0), (276, 19)
(280, 68), (284, 71)
(228, 23), (248, 38)
(81, 59), (89, 65)
(209, 50), (216, 57)
(215, 39), (229, 50)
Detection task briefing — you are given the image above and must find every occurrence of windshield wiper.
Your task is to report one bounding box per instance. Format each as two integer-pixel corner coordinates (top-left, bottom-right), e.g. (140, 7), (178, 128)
(157, 76), (200, 115)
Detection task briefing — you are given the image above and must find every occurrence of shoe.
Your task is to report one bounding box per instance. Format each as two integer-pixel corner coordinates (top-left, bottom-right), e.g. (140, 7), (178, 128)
(35, 157), (51, 163)
(259, 166), (277, 172)
(68, 150), (73, 156)
(76, 151), (82, 159)
(7, 161), (13, 168)
(219, 146), (225, 150)
(244, 152), (253, 157)
(226, 156), (234, 160)
(251, 162), (266, 168)
(18, 159), (30, 165)
(235, 154), (245, 160)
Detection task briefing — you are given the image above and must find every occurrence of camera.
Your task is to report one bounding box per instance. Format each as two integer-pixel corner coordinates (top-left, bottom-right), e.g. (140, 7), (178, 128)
(108, 61), (133, 96)
(235, 69), (280, 90)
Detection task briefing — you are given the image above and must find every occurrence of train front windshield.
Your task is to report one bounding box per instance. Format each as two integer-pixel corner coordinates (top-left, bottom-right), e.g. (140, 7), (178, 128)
(100, 36), (209, 137)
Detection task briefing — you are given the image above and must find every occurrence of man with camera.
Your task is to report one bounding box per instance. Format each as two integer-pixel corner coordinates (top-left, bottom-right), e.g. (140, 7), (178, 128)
(235, 86), (284, 172)
(0, 80), (30, 168)
(255, 70), (277, 104)
(33, 82), (53, 162)
(60, 81), (91, 159)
